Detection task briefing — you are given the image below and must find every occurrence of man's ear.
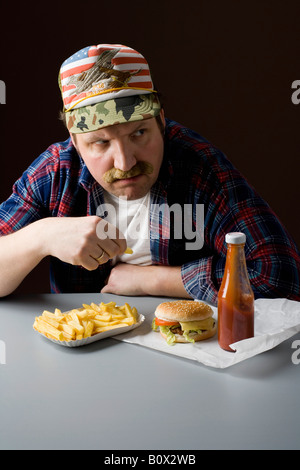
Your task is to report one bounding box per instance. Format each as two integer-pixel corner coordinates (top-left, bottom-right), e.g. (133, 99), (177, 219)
(69, 132), (77, 148)
(160, 108), (166, 131)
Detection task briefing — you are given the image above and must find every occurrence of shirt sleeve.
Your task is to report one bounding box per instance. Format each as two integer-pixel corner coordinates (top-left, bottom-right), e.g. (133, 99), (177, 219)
(0, 160), (50, 235)
(180, 150), (300, 306)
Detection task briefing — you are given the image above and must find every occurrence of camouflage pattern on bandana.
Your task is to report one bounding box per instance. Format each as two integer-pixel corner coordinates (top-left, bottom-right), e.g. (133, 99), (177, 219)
(66, 93), (161, 133)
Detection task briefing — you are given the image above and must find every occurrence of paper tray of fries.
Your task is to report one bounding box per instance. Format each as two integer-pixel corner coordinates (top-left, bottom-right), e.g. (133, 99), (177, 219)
(33, 301), (145, 347)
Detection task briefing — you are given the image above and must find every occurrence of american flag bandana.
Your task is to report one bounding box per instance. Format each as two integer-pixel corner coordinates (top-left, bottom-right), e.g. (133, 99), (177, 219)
(59, 44), (156, 112)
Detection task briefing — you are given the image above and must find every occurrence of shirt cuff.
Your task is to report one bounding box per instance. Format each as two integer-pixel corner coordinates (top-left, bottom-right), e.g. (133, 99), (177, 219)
(181, 256), (219, 306)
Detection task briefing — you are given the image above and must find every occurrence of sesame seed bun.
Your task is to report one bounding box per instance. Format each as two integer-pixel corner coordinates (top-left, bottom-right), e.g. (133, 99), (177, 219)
(155, 300), (213, 322)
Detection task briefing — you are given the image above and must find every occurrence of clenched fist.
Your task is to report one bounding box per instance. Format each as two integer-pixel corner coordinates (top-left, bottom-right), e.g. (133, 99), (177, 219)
(43, 216), (127, 270)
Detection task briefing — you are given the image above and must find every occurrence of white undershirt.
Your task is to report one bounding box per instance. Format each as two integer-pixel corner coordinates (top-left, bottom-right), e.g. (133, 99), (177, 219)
(102, 191), (152, 266)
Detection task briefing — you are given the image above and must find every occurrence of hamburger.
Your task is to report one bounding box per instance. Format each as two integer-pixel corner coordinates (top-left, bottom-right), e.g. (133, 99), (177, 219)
(152, 300), (217, 345)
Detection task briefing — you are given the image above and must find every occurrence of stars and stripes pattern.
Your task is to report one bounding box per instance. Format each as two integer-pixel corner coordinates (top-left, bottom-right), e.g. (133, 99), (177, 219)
(59, 44), (155, 111)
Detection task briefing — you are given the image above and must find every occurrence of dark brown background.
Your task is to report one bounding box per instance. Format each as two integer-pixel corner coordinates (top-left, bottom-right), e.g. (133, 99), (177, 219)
(1, 0), (299, 294)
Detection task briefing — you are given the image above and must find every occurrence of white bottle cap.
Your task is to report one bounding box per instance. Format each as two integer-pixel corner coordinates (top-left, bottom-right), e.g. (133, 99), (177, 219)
(225, 232), (246, 244)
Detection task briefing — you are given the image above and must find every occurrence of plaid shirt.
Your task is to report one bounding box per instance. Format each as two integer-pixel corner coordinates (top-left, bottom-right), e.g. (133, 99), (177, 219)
(1, 119), (299, 304)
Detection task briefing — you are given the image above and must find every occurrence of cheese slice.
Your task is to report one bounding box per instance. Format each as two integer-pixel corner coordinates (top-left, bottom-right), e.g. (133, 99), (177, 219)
(179, 317), (215, 331)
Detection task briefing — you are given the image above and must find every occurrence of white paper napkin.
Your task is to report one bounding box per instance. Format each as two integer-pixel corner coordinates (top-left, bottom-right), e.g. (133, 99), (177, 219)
(113, 298), (300, 368)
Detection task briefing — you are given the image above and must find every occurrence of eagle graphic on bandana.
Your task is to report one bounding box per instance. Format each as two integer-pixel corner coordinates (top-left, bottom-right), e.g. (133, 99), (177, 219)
(67, 48), (140, 97)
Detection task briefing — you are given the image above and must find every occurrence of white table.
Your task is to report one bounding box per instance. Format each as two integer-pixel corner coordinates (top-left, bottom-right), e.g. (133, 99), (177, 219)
(0, 292), (299, 450)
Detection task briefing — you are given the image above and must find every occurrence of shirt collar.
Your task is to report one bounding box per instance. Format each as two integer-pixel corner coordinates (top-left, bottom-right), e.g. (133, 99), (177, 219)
(78, 158), (95, 192)
(69, 140), (95, 192)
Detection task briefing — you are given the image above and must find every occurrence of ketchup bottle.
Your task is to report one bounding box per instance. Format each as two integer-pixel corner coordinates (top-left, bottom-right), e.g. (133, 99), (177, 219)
(218, 232), (254, 352)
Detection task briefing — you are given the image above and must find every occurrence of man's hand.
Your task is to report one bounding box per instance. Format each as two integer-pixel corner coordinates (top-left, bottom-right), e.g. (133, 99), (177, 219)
(43, 216), (126, 270)
(101, 263), (192, 298)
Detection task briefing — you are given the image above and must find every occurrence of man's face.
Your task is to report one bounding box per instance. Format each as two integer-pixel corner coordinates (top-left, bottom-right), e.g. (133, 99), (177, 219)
(71, 110), (165, 200)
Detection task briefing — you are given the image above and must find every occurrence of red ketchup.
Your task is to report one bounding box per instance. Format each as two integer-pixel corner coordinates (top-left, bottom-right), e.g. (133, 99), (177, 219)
(218, 232), (254, 352)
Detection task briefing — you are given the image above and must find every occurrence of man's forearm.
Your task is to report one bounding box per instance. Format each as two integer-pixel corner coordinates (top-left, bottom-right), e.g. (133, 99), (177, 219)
(102, 263), (192, 298)
(145, 265), (192, 298)
(0, 220), (48, 297)
(0, 215), (128, 297)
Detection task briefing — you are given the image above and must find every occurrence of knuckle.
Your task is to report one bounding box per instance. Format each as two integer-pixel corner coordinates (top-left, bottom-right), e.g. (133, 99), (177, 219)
(120, 239), (127, 252)
(86, 263), (98, 271)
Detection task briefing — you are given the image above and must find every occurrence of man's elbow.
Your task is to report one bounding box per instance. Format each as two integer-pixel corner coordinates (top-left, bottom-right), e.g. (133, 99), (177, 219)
(250, 259), (300, 301)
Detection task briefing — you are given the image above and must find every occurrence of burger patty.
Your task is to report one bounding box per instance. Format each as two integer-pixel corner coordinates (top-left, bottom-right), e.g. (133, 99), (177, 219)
(170, 325), (211, 335)
(170, 326), (183, 335)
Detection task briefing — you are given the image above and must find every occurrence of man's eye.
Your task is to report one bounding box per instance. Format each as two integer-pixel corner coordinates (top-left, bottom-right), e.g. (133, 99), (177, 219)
(133, 129), (145, 137)
(95, 139), (109, 145)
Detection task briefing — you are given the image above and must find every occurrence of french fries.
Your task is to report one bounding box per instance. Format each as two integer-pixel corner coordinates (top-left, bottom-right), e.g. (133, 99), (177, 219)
(33, 301), (139, 342)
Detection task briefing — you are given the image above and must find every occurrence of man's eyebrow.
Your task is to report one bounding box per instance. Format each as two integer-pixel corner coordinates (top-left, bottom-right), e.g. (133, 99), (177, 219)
(83, 120), (151, 143)
(85, 133), (108, 143)
(130, 120), (152, 133)
(134, 120), (151, 128)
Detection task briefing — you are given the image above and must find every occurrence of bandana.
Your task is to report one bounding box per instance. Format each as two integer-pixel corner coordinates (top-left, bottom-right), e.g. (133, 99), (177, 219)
(59, 44), (161, 133)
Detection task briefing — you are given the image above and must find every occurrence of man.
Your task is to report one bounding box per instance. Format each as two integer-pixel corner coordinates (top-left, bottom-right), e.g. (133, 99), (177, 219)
(0, 43), (299, 304)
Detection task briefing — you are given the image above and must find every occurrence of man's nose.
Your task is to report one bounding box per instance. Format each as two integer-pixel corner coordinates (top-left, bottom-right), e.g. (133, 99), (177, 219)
(113, 141), (137, 171)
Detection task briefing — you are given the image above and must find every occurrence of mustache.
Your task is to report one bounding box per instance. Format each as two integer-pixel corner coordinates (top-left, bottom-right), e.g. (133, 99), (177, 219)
(102, 161), (154, 183)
